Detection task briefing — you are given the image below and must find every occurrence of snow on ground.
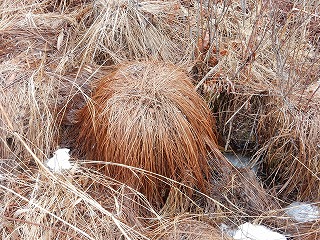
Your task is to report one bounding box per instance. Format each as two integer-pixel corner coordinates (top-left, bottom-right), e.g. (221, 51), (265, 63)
(46, 148), (72, 173)
(232, 222), (287, 240)
(285, 202), (320, 223)
(221, 222), (287, 240)
(223, 152), (258, 173)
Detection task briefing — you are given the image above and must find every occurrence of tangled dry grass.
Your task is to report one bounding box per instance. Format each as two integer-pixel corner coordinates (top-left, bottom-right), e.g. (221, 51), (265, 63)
(201, 0), (320, 203)
(0, 0), (319, 239)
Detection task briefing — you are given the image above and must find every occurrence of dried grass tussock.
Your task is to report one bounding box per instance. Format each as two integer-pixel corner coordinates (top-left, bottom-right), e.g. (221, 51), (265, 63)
(74, 61), (218, 207)
(77, 0), (192, 63)
(0, 0), (320, 239)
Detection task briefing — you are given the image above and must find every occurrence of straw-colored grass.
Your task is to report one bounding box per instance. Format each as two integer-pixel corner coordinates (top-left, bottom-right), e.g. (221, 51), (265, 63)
(73, 0), (195, 64)
(1, 0), (319, 239)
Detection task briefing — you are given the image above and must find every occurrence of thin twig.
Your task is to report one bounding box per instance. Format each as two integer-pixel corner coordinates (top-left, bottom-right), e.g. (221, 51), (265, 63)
(195, 63), (221, 90)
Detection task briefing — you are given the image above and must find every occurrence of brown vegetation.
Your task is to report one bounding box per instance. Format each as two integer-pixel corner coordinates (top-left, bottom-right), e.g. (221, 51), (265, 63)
(0, 0), (319, 239)
(74, 61), (217, 207)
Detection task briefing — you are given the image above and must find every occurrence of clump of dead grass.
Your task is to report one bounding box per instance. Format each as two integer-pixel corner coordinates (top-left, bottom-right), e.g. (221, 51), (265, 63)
(74, 0), (194, 64)
(73, 61), (219, 208)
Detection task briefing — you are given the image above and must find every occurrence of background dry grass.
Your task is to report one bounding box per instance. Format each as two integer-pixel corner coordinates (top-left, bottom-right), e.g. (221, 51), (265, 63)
(0, 0), (319, 239)
(201, 0), (320, 203)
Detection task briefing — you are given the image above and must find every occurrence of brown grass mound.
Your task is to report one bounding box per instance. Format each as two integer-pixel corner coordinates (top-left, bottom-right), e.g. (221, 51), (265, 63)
(74, 61), (220, 207)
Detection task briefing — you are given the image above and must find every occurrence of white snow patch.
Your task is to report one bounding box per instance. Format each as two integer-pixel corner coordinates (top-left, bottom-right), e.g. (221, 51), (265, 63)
(223, 152), (258, 173)
(285, 202), (320, 223)
(220, 223), (236, 237)
(233, 222), (286, 240)
(46, 148), (71, 173)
